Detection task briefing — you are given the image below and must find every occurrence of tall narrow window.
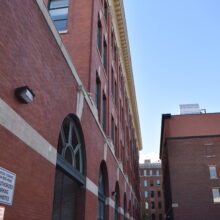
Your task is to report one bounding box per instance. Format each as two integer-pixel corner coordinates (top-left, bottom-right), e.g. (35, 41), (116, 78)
(96, 75), (101, 119)
(209, 166), (217, 179)
(98, 167), (106, 220)
(152, 214), (155, 220)
(144, 191), (148, 198)
(144, 180), (148, 187)
(156, 169), (159, 176)
(104, 1), (108, 21)
(114, 81), (117, 104)
(103, 40), (107, 71)
(97, 17), (102, 53)
(145, 202), (149, 209)
(114, 184), (120, 220)
(115, 126), (118, 154)
(151, 191), (154, 198)
(212, 188), (220, 203)
(48, 0), (69, 31)
(111, 117), (114, 144)
(102, 94), (107, 132)
(158, 191), (161, 197)
(158, 201), (162, 209)
(149, 170), (153, 176)
(111, 69), (114, 96)
(124, 194), (127, 220)
(144, 170), (147, 176)
(151, 202), (155, 209)
(150, 180), (154, 186)
(156, 180), (161, 185)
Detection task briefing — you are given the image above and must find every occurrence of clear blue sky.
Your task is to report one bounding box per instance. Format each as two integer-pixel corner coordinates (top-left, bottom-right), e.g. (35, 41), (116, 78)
(124, 0), (220, 161)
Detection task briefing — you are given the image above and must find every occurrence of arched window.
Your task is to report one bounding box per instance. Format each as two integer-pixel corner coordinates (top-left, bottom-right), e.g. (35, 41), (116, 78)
(52, 114), (86, 220)
(98, 167), (106, 220)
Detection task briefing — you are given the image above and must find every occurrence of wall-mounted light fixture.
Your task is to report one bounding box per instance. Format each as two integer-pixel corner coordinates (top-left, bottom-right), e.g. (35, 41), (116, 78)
(15, 86), (35, 104)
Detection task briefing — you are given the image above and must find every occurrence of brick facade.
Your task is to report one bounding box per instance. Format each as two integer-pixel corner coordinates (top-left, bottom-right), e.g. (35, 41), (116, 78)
(0, 0), (141, 219)
(160, 113), (220, 220)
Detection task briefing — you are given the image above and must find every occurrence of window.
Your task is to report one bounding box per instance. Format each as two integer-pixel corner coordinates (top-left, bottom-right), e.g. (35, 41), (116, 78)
(97, 17), (102, 53)
(152, 214), (155, 220)
(114, 81), (117, 104)
(102, 94), (106, 132)
(123, 194), (127, 220)
(159, 214), (163, 220)
(158, 201), (162, 209)
(144, 191), (148, 198)
(209, 166), (217, 179)
(150, 180), (154, 186)
(158, 191), (161, 197)
(149, 170), (153, 176)
(151, 202), (155, 209)
(98, 167), (106, 220)
(156, 169), (159, 176)
(144, 180), (148, 187)
(52, 114), (85, 220)
(111, 117), (114, 143)
(103, 40), (107, 71)
(212, 188), (220, 203)
(96, 74), (101, 118)
(111, 69), (114, 95)
(151, 191), (154, 198)
(114, 184), (119, 220)
(48, 0), (69, 31)
(145, 202), (149, 209)
(104, 1), (108, 21)
(144, 170), (147, 176)
(156, 180), (161, 185)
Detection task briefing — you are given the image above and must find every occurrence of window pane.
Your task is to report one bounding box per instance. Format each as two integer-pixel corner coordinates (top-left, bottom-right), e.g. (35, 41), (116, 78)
(212, 188), (220, 203)
(145, 202), (149, 209)
(49, 8), (68, 20)
(50, 0), (69, 9)
(54, 20), (68, 31)
(144, 191), (148, 198)
(209, 166), (217, 179)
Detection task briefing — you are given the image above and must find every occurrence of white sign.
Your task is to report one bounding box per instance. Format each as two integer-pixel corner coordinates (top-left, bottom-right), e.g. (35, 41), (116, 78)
(172, 203), (179, 208)
(0, 167), (16, 206)
(0, 206), (5, 220)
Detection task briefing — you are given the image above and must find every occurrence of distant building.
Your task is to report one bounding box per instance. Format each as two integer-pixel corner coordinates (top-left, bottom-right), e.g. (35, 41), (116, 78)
(139, 160), (165, 220)
(160, 112), (220, 220)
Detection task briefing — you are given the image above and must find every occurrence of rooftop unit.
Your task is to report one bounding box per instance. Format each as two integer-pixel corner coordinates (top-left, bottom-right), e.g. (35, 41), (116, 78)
(179, 104), (206, 115)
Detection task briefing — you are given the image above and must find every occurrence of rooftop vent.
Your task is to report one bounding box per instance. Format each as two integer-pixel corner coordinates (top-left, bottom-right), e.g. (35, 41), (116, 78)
(179, 104), (206, 115)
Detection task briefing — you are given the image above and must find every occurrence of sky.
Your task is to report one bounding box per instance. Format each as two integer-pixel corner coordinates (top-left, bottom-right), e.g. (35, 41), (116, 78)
(123, 0), (220, 163)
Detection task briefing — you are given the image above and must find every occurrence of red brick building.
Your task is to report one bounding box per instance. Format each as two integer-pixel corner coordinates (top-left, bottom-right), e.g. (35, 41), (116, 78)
(160, 112), (220, 220)
(140, 161), (165, 220)
(0, 0), (142, 219)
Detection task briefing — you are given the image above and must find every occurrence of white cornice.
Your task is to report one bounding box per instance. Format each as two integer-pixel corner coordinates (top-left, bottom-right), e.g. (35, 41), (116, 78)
(109, 0), (143, 150)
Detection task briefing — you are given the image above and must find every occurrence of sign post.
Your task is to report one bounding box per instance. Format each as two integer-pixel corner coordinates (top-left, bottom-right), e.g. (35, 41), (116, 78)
(0, 167), (16, 206)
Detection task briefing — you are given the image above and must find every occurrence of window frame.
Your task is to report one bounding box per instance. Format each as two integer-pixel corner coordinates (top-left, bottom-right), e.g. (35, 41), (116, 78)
(212, 188), (220, 203)
(48, 0), (69, 32)
(209, 165), (218, 179)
